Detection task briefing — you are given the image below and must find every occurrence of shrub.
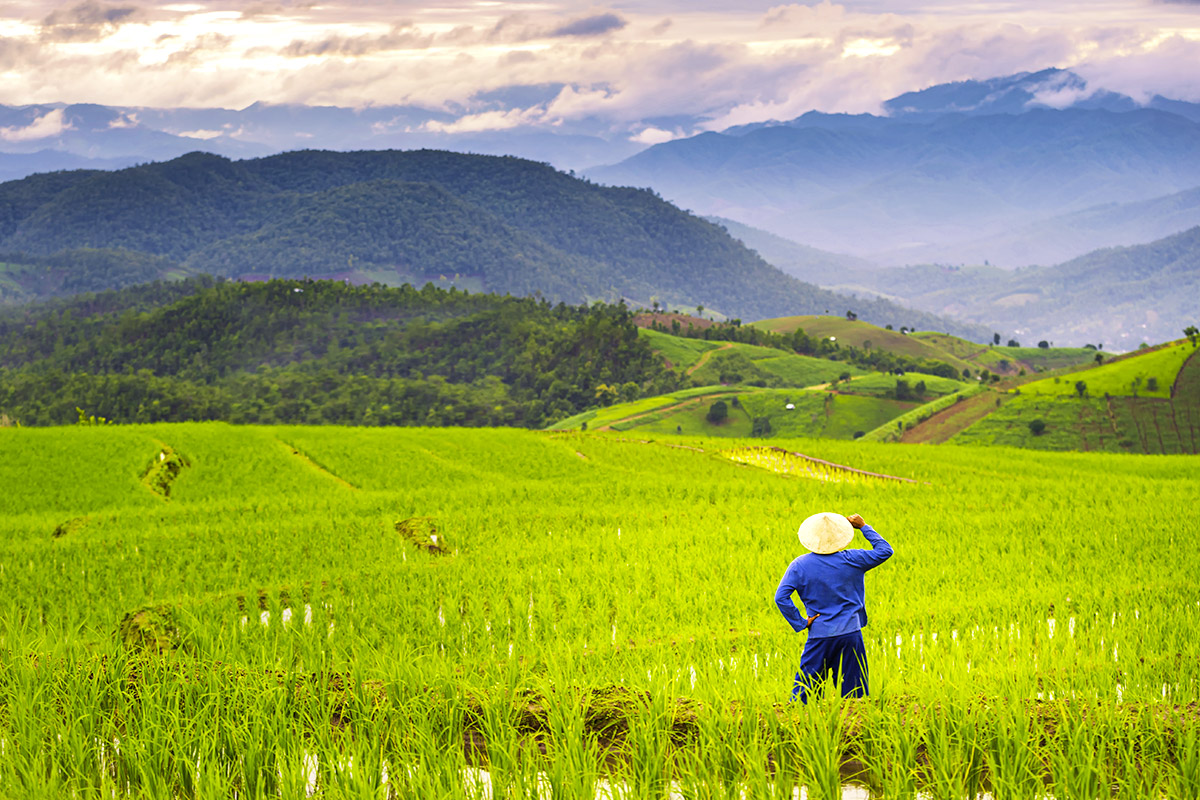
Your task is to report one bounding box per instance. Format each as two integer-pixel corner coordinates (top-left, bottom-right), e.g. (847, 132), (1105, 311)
(706, 400), (728, 423)
(1028, 419), (1046, 436)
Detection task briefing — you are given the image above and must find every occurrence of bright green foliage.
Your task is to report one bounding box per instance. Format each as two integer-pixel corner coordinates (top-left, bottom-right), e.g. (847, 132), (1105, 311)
(637, 328), (722, 368)
(2, 424), (1200, 796)
(1018, 340), (1194, 399)
(743, 353), (864, 387)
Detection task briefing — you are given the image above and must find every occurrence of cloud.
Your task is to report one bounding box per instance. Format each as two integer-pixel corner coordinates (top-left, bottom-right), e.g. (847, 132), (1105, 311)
(40, 1), (139, 42)
(0, 108), (70, 141)
(549, 13), (627, 38)
(279, 24), (433, 57)
(176, 128), (222, 139)
(163, 32), (234, 66)
(420, 107), (542, 134)
(630, 125), (679, 144)
(107, 110), (138, 128)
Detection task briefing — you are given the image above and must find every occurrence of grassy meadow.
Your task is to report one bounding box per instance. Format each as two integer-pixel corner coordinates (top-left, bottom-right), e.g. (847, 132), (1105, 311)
(2, 423), (1200, 797)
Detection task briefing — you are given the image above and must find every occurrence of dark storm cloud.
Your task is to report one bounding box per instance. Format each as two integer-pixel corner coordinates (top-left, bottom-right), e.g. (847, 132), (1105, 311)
(549, 12), (627, 38)
(40, 1), (139, 42)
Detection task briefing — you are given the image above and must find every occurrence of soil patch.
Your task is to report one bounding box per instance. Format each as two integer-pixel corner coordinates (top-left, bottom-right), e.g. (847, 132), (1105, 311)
(633, 312), (715, 331)
(51, 516), (89, 538)
(396, 516), (450, 555)
(141, 445), (189, 499)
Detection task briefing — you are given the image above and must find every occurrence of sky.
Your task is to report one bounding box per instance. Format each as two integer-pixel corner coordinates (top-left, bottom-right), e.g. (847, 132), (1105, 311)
(2, 0), (1199, 139)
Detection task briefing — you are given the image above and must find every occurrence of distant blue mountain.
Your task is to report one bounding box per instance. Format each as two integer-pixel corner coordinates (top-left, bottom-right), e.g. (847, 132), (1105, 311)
(588, 72), (1200, 266)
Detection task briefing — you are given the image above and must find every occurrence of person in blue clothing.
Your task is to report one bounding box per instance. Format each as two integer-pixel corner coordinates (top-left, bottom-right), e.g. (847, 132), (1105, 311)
(774, 511), (893, 702)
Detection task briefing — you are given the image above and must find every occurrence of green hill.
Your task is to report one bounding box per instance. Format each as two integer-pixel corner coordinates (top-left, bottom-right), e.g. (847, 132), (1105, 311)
(899, 338), (1200, 453)
(1016, 340), (1193, 399)
(0, 150), (990, 337)
(0, 278), (676, 428)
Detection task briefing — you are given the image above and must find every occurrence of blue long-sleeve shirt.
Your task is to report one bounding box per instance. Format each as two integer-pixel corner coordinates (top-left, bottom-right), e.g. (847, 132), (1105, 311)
(774, 524), (893, 639)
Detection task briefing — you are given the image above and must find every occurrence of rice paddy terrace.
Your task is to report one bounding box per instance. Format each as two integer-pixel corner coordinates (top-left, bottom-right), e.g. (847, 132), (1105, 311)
(2, 423), (1200, 797)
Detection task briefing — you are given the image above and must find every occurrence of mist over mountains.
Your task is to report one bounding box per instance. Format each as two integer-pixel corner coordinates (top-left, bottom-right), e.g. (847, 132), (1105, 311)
(590, 71), (1200, 269)
(724, 219), (1200, 348)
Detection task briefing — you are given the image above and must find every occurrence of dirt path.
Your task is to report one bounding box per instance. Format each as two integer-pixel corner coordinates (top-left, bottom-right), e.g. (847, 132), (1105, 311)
(900, 391), (999, 444)
(685, 342), (734, 377)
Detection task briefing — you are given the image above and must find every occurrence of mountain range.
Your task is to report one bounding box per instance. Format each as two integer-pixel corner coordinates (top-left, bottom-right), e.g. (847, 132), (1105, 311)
(0, 149), (989, 340)
(725, 220), (1200, 348)
(589, 69), (1200, 269)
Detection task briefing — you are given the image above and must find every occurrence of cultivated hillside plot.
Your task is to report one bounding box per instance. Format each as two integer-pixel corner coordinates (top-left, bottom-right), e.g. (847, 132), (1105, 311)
(3, 425), (1199, 796)
(951, 340), (1200, 453)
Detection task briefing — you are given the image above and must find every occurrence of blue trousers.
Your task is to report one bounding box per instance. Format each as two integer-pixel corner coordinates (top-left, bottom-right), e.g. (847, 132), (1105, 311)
(792, 629), (868, 703)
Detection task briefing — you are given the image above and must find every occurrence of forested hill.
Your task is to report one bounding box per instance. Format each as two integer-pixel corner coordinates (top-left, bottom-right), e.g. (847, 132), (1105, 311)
(0, 278), (678, 427)
(0, 149), (988, 339)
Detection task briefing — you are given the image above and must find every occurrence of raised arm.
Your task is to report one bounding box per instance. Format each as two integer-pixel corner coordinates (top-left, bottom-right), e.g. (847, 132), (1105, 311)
(842, 514), (893, 570)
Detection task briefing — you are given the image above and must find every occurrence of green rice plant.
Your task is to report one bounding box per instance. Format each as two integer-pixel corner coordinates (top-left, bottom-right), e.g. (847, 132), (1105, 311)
(985, 703), (1045, 800)
(1046, 704), (1111, 800)
(790, 677), (849, 800)
(856, 699), (921, 799)
(1170, 723), (1200, 800)
(919, 702), (987, 800)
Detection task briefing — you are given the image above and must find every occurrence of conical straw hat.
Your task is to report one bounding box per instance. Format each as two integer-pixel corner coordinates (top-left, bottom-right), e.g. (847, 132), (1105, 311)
(797, 512), (854, 554)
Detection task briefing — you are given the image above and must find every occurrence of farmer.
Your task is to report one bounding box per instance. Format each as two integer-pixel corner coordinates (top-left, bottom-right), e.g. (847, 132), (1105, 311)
(774, 512), (893, 702)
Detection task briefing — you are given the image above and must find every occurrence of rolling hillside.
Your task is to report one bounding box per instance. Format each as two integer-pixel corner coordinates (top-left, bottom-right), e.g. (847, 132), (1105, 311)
(901, 338), (1200, 453)
(0, 150), (989, 338)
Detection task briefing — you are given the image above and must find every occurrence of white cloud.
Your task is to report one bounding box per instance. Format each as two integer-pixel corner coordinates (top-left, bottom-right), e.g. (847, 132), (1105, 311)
(420, 107), (542, 134)
(107, 110), (138, 127)
(0, 108), (70, 141)
(176, 128), (223, 139)
(630, 126), (677, 144)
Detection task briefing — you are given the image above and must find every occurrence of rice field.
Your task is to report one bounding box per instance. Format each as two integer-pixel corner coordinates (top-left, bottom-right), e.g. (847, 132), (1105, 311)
(2, 423), (1199, 798)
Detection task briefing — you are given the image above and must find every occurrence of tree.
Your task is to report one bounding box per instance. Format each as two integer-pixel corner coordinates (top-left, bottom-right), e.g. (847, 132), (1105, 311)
(1186, 325), (1199, 346)
(1147, 377), (1159, 392)
(696, 304), (704, 318)
(885, 324), (893, 330)
(1038, 340), (1050, 349)
(961, 368), (971, 379)
(1074, 380), (1088, 398)
(914, 379), (927, 397)
(839, 371), (852, 382)
(1094, 353), (1103, 366)
(1028, 419), (1046, 436)
(895, 379), (913, 401)
(76, 407), (113, 426)
(993, 332), (1000, 346)
(1007, 339), (1020, 347)
(751, 417), (772, 437)
(845, 309), (858, 321)
(706, 399), (728, 423)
